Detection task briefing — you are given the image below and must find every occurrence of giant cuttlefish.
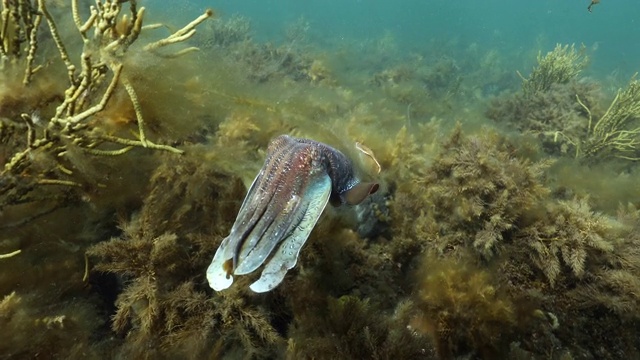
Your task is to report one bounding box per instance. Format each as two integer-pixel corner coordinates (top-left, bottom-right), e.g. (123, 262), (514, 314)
(207, 135), (379, 293)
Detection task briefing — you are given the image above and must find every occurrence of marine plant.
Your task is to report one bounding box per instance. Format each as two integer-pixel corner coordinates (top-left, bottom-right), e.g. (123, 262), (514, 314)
(286, 295), (433, 359)
(558, 204), (640, 317)
(489, 43), (640, 162)
(87, 151), (282, 358)
(0, 0), (212, 216)
(513, 201), (640, 359)
(516, 196), (616, 285)
(391, 125), (550, 260)
(575, 76), (640, 160)
(0, 289), (111, 358)
(486, 79), (599, 156)
(487, 43), (595, 157)
(388, 123), (640, 358)
(411, 255), (516, 359)
(520, 43), (589, 97)
(2, 2), (640, 358)
(488, 43), (594, 158)
(202, 14), (251, 48)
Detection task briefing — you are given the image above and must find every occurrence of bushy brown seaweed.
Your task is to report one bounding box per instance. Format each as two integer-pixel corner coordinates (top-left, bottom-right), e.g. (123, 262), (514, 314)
(287, 295), (433, 359)
(489, 44), (640, 163)
(391, 125), (551, 260)
(390, 125), (640, 358)
(87, 150), (283, 359)
(516, 197), (617, 286)
(487, 80), (600, 157)
(411, 255), (516, 359)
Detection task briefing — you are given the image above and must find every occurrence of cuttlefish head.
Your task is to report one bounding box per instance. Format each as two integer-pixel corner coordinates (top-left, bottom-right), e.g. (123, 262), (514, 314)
(206, 135), (378, 293)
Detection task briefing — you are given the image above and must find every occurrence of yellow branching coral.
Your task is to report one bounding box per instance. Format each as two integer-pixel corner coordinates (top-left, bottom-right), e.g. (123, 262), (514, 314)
(0, 249), (21, 259)
(0, 0), (212, 213)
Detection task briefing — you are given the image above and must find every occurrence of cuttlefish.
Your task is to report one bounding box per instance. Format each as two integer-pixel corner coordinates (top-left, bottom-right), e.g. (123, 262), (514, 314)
(207, 135), (379, 293)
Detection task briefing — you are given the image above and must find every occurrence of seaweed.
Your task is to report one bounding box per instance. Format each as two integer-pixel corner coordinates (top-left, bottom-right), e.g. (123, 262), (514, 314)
(578, 77), (640, 160)
(516, 197), (616, 286)
(486, 80), (600, 157)
(520, 44), (589, 97)
(386, 124), (640, 358)
(0, 0), (214, 223)
(87, 151), (282, 359)
(286, 295), (434, 360)
(411, 255), (516, 359)
(0, 290), (113, 359)
(200, 14), (251, 48)
(566, 204), (640, 317)
(489, 44), (640, 162)
(391, 125), (551, 260)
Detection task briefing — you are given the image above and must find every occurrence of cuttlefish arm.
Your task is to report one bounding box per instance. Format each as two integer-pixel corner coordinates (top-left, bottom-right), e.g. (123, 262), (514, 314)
(248, 171), (331, 292)
(206, 135), (378, 293)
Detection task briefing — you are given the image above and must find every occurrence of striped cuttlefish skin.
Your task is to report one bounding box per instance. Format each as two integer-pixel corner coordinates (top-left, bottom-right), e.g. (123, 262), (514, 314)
(206, 135), (379, 293)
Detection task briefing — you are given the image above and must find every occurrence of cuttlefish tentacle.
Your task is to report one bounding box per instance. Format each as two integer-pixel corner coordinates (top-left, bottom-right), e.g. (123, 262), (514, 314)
(207, 134), (378, 293)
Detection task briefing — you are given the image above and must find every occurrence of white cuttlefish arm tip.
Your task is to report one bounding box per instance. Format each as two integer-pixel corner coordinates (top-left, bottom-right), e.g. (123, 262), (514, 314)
(206, 262), (233, 291)
(206, 237), (234, 291)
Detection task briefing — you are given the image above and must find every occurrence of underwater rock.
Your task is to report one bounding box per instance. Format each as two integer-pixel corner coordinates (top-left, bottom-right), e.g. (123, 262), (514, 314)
(207, 135), (379, 293)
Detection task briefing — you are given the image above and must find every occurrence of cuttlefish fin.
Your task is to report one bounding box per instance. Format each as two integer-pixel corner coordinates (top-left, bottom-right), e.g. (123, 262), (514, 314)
(249, 173), (332, 293)
(344, 182), (379, 205)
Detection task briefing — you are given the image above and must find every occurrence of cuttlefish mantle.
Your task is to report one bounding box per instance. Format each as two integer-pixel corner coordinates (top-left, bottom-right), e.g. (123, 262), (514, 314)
(206, 135), (379, 293)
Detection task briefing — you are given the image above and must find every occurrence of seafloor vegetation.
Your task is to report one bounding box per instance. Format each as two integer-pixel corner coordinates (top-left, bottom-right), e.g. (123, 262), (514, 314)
(1, 1), (640, 359)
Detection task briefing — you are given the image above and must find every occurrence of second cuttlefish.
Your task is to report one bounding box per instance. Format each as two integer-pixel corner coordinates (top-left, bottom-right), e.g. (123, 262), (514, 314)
(207, 135), (379, 293)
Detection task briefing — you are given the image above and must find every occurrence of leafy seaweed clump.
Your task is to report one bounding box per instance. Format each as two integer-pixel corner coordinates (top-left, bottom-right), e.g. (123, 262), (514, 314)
(0, 290), (112, 359)
(489, 44), (640, 162)
(389, 125), (640, 358)
(391, 125), (550, 260)
(486, 80), (600, 157)
(516, 197), (616, 286)
(533, 204), (640, 359)
(286, 295), (434, 359)
(577, 204), (640, 316)
(87, 150), (282, 359)
(411, 256), (515, 359)
(520, 44), (589, 97)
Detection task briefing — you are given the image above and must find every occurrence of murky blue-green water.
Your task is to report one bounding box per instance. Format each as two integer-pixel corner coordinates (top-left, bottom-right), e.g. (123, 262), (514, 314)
(166, 0), (639, 78)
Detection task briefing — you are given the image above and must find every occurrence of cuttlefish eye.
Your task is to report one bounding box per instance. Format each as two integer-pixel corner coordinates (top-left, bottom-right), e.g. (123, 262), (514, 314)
(206, 135), (379, 293)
